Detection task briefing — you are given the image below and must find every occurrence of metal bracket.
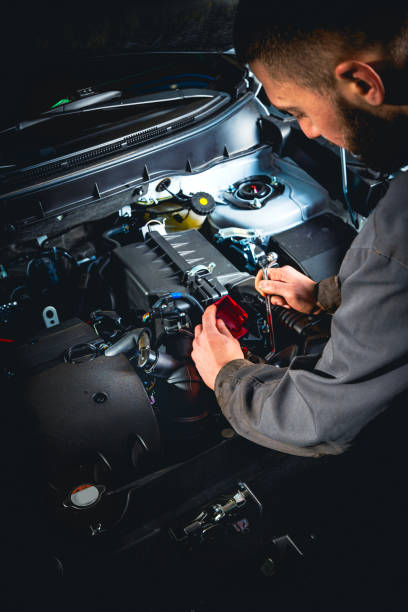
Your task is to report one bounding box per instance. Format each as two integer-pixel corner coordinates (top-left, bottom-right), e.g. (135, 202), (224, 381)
(169, 482), (262, 543)
(186, 263), (216, 278)
(42, 305), (60, 328)
(216, 227), (265, 241)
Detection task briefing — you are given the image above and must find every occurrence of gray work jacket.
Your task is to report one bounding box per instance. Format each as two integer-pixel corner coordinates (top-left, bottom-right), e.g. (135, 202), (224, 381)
(215, 171), (408, 457)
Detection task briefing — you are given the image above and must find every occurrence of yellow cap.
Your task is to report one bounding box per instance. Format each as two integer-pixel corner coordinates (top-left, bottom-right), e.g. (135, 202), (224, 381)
(199, 197), (208, 205)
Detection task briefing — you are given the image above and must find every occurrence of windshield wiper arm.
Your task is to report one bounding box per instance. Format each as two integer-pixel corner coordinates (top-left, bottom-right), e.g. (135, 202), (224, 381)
(0, 89), (216, 136)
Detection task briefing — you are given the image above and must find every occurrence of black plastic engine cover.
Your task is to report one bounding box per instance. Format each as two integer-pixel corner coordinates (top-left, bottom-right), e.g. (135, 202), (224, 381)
(18, 319), (160, 483)
(112, 229), (249, 311)
(269, 213), (357, 281)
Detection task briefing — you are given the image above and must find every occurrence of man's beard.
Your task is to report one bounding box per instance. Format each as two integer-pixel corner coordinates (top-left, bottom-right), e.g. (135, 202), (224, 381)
(335, 96), (408, 174)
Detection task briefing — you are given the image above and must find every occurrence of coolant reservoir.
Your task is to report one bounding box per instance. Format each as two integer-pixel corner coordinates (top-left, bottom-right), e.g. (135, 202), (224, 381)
(149, 193), (216, 233)
(164, 208), (206, 232)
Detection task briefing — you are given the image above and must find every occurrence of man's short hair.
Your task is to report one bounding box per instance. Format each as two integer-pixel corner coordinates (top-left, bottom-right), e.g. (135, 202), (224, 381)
(234, 1), (408, 91)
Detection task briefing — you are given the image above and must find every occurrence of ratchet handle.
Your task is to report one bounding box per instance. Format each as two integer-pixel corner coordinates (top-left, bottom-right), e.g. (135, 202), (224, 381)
(262, 265), (275, 356)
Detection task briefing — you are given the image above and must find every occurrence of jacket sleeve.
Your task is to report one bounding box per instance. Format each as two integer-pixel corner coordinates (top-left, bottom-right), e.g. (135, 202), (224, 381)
(316, 275), (341, 313)
(214, 246), (408, 457)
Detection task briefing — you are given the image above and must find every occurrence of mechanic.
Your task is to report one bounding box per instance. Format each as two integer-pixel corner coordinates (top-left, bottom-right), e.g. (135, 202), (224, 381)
(191, 0), (408, 457)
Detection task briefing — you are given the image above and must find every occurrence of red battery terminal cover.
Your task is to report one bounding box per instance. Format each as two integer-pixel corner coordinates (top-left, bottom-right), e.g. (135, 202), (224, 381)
(214, 295), (249, 339)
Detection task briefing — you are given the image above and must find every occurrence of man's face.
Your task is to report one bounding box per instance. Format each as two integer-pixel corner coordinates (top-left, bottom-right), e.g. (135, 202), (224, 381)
(251, 59), (408, 173)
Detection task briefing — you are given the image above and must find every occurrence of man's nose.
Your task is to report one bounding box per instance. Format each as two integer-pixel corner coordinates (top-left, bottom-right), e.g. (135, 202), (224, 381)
(298, 118), (321, 139)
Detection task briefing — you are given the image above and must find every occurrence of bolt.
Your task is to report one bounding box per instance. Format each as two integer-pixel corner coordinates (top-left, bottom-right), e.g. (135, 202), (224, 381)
(93, 392), (108, 404)
(90, 522), (103, 536)
(266, 251), (279, 265)
(251, 198), (262, 209)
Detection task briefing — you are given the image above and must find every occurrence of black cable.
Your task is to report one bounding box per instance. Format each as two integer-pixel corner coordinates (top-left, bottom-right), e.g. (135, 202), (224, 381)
(43, 246), (76, 266)
(98, 253), (112, 280)
(77, 257), (102, 316)
(104, 437), (235, 501)
(163, 186), (190, 202)
(81, 257), (101, 289)
(134, 205), (188, 216)
(106, 461), (185, 497)
(9, 285), (27, 301)
(64, 343), (99, 364)
(26, 247), (77, 278)
(152, 293), (204, 314)
(107, 289), (116, 311)
(177, 293), (205, 314)
(179, 209), (191, 222)
(102, 229), (121, 249)
(97, 254), (116, 310)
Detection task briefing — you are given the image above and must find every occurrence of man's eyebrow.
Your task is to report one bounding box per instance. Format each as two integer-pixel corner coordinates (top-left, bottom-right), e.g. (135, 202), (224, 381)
(273, 105), (302, 114)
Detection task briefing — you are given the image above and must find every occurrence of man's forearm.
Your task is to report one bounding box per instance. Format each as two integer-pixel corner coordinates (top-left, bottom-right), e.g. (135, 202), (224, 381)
(214, 241), (408, 459)
(214, 356), (348, 457)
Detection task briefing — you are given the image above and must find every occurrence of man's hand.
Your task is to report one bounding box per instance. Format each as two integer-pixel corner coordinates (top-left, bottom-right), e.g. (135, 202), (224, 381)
(191, 304), (244, 390)
(255, 265), (321, 314)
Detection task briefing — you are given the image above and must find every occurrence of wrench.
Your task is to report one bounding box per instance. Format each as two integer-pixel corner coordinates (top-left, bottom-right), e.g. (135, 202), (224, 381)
(259, 252), (278, 357)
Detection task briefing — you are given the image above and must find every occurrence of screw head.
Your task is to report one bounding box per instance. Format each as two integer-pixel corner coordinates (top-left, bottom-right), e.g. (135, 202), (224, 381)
(251, 198), (262, 209)
(93, 392), (108, 404)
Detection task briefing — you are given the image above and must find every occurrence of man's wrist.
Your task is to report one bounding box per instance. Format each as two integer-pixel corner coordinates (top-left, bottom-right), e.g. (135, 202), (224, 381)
(315, 275), (341, 313)
(311, 281), (323, 313)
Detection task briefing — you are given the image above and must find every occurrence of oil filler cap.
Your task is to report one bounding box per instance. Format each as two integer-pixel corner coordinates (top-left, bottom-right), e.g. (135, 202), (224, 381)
(64, 484), (104, 509)
(190, 192), (216, 216)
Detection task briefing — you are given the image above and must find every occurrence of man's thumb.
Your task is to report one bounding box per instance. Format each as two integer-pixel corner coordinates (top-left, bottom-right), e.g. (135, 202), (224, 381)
(216, 317), (233, 337)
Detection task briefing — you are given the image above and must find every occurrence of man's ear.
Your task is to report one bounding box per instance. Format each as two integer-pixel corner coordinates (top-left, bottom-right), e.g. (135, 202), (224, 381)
(334, 61), (385, 106)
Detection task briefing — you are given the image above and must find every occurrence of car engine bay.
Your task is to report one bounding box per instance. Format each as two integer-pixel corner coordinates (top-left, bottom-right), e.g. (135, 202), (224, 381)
(0, 49), (393, 610)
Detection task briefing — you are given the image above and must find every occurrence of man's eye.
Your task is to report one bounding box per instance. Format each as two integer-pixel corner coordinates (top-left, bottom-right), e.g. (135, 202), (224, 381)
(280, 110), (306, 121)
(279, 110), (297, 122)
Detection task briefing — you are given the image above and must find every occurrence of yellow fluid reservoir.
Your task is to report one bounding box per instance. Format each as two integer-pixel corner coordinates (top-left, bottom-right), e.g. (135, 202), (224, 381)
(143, 192), (215, 232)
(164, 208), (206, 232)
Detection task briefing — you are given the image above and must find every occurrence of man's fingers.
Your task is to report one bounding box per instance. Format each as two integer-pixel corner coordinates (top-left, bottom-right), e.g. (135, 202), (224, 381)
(267, 265), (300, 282)
(194, 323), (203, 338)
(270, 295), (286, 306)
(255, 267), (292, 296)
(202, 304), (218, 331)
(255, 269), (263, 285)
(267, 267), (287, 281)
(255, 269), (265, 296)
(215, 317), (233, 337)
(200, 305), (235, 338)
(258, 279), (290, 299)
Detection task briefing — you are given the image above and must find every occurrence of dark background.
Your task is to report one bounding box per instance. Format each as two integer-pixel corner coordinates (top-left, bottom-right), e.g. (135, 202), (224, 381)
(1, 1), (238, 58)
(0, 1), (239, 127)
